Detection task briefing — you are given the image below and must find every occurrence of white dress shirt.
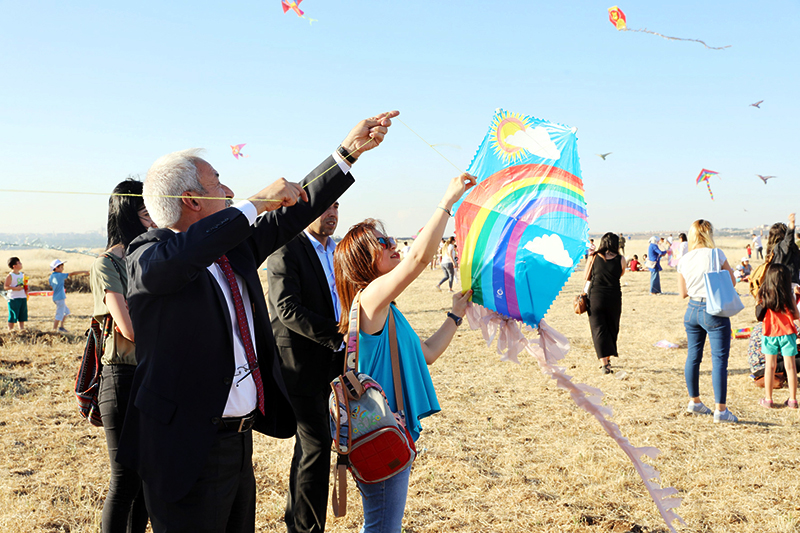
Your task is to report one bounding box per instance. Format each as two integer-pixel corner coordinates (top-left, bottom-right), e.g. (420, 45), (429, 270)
(213, 153), (351, 416)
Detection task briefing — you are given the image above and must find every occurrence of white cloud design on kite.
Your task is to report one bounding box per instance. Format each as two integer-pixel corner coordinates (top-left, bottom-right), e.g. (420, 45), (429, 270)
(505, 126), (561, 160)
(523, 234), (573, 268)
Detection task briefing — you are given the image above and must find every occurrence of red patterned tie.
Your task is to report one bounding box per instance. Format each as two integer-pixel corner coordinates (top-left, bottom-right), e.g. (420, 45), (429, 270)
(215, 255), (265, 415)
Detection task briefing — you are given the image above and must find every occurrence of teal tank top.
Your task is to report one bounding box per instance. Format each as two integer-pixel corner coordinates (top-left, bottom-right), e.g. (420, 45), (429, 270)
(357, 304), (441, 441)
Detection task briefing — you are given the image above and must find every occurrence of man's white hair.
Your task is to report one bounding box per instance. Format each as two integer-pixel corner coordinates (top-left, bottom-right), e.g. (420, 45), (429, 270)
(143, 148), (206, 228)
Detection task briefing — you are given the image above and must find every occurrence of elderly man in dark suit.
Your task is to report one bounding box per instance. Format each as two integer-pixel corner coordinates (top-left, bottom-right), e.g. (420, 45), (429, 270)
(267, 199), (343, 533)
(118, 111), (398, 533)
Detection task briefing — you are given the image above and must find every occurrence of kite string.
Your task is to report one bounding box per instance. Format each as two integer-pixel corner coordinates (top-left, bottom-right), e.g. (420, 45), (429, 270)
(623, 28), (731, 50)
(0, 137), (375, 203)
(395, 118), (465, 174)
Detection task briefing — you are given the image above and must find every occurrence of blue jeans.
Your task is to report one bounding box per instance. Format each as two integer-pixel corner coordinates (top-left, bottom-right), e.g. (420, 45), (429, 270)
(684, 300), (731, 404)
(357, 466), (411, 533)
(649, 269), (661, 294)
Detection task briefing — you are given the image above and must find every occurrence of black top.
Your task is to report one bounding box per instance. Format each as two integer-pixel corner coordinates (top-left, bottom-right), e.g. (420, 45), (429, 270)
(590, 254), (623, 295)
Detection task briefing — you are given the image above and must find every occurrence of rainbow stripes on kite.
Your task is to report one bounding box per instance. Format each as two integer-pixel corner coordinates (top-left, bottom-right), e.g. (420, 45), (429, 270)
(455, 110), (588, 328)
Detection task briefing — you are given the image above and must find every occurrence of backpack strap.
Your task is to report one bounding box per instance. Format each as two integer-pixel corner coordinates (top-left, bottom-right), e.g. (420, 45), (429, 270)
(331, 454), (349, 517)
(388, 311), (405, 422)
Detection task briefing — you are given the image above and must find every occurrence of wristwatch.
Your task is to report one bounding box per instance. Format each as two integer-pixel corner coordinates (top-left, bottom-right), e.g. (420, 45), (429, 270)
(446, 312), (463, 327)
(336, 145), (358, 164)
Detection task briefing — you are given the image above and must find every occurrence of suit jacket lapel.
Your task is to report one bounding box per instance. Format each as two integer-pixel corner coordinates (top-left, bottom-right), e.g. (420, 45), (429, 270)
(299, 233), (335, 316)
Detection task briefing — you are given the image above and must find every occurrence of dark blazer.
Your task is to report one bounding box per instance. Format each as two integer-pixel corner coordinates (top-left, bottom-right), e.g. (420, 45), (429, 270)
(118, 156), (354, 501)
(267, 232), (344, 397)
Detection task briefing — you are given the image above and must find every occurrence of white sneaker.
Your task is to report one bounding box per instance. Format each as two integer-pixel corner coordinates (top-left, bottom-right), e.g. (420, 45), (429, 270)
(687, 401), (712, 415)
(713, 409), (739, 423)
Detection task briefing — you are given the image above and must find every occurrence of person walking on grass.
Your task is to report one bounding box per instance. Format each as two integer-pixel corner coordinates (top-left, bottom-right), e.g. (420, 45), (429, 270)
(586, 233), (626, 375)
(756, 263), (799, 410)
(677, 219), (738, 423)
(436, 236), (456, 291)
(333, 173), (476, 533)
(48, 259), (88, 332)
(5, 257), (28, 331)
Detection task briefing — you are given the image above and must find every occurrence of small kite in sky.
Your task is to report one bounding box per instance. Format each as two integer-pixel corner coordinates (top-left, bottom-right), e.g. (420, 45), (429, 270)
(596, 152), (612, 160)
(696, 169), (719, 200)
(750, 100), (764, 108)
(608, 6), (730, 50)
(757, 174), (776, 184)
(231, 144), (248, 159)
(282, 0), (316, 24)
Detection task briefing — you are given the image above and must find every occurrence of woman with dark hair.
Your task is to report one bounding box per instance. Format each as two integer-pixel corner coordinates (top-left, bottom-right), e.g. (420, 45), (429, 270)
(585, 232), (626, 374)
(90, 179), (155, 532)
(333, 173), (475, 533)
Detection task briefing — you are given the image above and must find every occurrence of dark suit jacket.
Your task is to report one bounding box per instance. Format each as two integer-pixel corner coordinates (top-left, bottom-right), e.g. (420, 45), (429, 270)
(118, 156), (354, 501)
(267, 233), (344, 397)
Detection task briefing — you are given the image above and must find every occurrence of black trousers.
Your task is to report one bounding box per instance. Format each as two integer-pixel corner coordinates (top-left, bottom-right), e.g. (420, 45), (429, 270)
(99, 364), (149, 533)
(285, 390), (333, 533)
(144, 430), (256, 533)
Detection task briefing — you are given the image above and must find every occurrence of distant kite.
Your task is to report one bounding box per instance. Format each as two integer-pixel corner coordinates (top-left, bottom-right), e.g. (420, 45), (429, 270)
(282, 0), (316, 24)
(696, 169), (719, 200)
(757, 174), (776, 184)
(608, 6), (730, 50)
(231, 144), (248, 159)
(750, 100), (764, 108)
(596, 152), (612, 160)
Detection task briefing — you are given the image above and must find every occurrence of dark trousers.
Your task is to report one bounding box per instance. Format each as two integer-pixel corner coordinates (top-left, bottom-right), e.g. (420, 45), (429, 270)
(99, 364), (149, 533)
(285, 391), (333, 533)
(438, 263), (455, 290)
(144, 430), (256, 533)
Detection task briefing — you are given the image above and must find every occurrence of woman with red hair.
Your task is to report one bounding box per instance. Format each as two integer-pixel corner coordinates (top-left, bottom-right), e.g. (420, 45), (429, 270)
(333, 173), (475, 532)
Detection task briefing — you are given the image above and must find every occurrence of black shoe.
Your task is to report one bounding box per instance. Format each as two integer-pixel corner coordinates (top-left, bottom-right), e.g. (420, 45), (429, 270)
(601, 363), (613, 375)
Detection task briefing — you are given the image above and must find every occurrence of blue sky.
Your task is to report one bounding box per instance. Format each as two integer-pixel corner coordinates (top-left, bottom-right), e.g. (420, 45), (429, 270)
(2, 0), (798, 238)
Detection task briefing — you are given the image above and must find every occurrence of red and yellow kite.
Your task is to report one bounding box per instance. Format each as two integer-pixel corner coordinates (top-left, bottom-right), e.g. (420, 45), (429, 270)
(608, 6), (627, 30)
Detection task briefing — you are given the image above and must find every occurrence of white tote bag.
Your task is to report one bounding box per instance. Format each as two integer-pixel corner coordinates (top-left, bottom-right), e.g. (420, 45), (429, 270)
(704, 249), (744, 317)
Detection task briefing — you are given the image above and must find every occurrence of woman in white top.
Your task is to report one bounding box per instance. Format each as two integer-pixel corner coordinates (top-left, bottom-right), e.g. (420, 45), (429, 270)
(677, 219), (738, 423)
(436, 236), (457, 291)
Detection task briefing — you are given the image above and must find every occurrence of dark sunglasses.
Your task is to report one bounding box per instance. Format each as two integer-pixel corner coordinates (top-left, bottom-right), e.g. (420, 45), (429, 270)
(377, 236), (396, 250)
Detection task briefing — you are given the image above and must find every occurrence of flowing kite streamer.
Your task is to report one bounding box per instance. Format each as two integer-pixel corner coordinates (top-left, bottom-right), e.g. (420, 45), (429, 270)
(608, 6), (731, 50)
(454, 109), (684, 532)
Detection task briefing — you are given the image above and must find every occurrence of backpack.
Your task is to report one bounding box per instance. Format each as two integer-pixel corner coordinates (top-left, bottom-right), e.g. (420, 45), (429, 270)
(328, 292), (416, 517)
(75, 315), (111, 426)
(74, 253), (119, 427)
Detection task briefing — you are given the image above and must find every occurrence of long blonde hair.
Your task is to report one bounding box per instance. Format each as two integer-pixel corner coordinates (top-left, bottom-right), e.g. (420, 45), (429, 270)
(688, 219), (715, 250)
(333, 219), (387, 334)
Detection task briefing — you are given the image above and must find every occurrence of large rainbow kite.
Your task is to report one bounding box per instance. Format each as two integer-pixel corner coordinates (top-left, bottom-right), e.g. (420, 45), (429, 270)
(455, 109), (588, 328)
(454, 109), (684, 532)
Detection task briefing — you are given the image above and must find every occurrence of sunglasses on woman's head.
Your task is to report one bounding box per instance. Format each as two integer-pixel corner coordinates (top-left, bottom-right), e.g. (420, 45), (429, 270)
(377, 236), (396, 250)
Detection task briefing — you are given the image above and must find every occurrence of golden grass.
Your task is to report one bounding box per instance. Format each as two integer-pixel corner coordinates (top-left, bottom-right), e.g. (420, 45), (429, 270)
(2, 238), (798, 532)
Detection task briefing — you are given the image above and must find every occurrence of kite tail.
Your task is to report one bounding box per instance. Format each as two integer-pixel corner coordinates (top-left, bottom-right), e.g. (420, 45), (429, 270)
(464, 304), (685, 532)
(707, 181), (714, 200)
(622, 27), (731, 50)
(301, 15), (317, 25)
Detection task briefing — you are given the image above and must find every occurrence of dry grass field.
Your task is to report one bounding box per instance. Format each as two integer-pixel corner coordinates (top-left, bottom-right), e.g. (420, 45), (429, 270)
(1, 238), (798, 533)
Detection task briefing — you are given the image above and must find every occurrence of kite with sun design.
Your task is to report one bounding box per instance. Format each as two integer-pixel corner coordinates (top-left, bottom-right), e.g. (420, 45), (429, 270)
(454, 109), (586, 330)
(452, 109), (684, 533)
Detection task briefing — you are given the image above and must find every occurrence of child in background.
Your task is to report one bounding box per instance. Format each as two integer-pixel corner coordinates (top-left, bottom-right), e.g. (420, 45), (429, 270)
(746, 244), (752, 260)
(757, 263), (799, 409)
(4, 257), (28, 330)
(48, 259), (89, 332)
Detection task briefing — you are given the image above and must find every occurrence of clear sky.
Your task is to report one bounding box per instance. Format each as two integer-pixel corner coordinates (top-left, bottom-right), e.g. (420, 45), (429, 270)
(2, 0), (798, 239)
